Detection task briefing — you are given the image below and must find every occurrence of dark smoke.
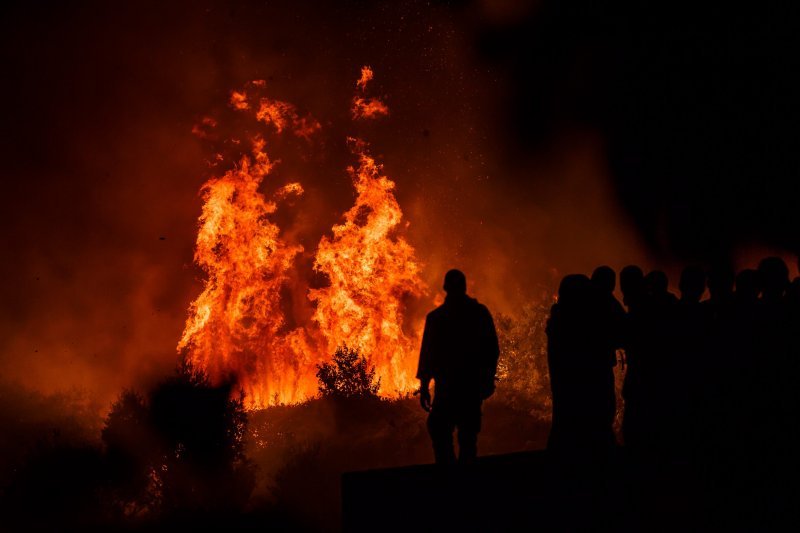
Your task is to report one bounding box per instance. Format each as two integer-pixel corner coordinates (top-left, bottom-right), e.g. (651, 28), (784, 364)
(472, 1), (800, 263)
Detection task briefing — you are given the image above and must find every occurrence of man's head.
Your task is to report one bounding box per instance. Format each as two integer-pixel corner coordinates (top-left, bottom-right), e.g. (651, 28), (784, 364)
(707, 265), (735, 300)
(758, 256), (789, 300)
(735, 269), (761, 301)
(679, 266), (706, 303)
(591, 265), (616, 294)
(620, 265), (645, 307)
(558, 274), (591, 306)
(645, 270), (669, 295)
(443, 269), (467, 295)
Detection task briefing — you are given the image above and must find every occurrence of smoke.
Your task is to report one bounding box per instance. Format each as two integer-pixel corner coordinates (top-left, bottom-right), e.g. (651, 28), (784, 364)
(0, 0), (652, 406)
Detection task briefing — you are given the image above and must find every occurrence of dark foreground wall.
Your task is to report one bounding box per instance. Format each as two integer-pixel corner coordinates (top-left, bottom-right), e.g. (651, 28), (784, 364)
(342, 449), (789, 532)
(343, 451), (640, 531)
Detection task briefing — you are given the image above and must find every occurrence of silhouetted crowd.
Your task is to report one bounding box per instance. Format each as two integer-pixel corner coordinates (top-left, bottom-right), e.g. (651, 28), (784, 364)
(547, 257), (800, 468)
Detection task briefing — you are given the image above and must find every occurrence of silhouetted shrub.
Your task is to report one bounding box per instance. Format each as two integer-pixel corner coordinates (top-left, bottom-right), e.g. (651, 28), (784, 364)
(149, 361), (255, 518)
(102, 389), (157, 519)
(316, 345), (380, 399)
(98, 361), (256, 522)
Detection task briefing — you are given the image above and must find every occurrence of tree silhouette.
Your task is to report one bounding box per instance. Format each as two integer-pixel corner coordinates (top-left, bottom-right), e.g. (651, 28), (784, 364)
(316, 345), (380, 399)
(148, 361), (255, 518)
(99, 361), (255, 521)
(102, 389), (156, 519)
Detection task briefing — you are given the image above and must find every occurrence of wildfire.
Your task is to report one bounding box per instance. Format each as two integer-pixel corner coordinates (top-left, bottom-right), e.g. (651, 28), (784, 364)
(310, 138), (427, 394)
(179, 68), (426, 408)
(177, 133), (316, 407)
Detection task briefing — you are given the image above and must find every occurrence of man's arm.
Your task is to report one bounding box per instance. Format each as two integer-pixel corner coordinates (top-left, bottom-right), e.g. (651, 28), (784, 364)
(417, 315), (434, 411)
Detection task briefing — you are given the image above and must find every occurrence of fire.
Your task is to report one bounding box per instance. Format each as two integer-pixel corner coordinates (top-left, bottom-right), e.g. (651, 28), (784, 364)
(179, 68), (426, 408)
(309, 138), (427, 394)
(352, 65), (389, 120)
(177, 134), (317, 407)
(254, 98), (321, 139)
(356, 66), (374, 91)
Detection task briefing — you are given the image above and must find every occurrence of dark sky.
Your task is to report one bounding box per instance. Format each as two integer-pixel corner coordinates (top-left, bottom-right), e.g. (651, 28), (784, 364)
(1, 0), (798, 402)
(477, 2), (800, 262)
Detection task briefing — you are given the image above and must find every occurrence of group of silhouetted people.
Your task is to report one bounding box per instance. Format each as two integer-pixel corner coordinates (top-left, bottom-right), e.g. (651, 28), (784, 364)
(416, 259), (800, 483)
(546, 257), (800, 474)
(414, 263), (800, 527)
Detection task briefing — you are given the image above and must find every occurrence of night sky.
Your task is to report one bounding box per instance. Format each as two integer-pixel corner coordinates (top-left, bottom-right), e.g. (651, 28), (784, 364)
(2, 0), (798, 403)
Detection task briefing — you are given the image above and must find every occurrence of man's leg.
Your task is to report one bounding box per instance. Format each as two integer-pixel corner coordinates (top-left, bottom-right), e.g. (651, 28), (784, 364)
(456, 400), (482, 463)
(427, 407), (456, 465)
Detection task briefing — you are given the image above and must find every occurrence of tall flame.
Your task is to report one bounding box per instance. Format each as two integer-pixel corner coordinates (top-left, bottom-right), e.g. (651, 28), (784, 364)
(352, 65), (389, 120)
(310, 138), (426, 394)
(177, 135), (318, 407)
(179, 68), (426, 408)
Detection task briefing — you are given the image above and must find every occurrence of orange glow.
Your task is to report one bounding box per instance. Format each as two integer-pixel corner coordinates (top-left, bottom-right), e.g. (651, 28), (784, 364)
(356, 65), (374, 91)
(230, 91), (249, 110)
(255, 97), (322, 139)
(309, 137), (427, 395)
(352, 65), (389, 120)
(177, 133), (317, 407)
(179, 69), (425, 408)
(352, 97), (390, 120)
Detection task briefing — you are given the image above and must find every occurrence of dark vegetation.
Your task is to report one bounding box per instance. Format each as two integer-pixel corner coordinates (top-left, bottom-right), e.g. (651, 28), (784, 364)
(316, 345), (381, 399)
(0, 313), (551, 531)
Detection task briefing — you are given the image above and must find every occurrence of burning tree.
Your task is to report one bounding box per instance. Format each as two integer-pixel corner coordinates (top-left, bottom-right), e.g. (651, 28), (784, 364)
(309, 138), (427, 397)
(178, 68), (426, 408)
(176, 132), (313, 407)
(315, 345), (381, 399)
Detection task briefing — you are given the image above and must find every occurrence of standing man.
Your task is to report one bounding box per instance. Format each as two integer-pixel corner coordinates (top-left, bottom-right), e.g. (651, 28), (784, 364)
(417, 269), (500, 464)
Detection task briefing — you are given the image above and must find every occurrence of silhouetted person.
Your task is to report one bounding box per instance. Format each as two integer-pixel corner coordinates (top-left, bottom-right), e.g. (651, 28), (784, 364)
(644, 270), (678, 306)
(591, 266), (625, 435)
(752, 257), (794, 519)
(619, 265), (647, 447)
(788, 258), (800, 473)
(547, 274), (616, 453)
(729, 269), (762, 447)
(675, 266), (707, 457)
(788, 275), (800, 307)
(678, 267), (705, 305)
(417, 269), (499, 465)
(706, 266), (735, 310)
(699, 266), (737, 460)
(755, 258), (790, 423)
(788, 255), (800, 307)
(630, 270), (677, 455)
(735, 269), (761, 304)
(757, 257), (791, 384)
(620, 265), (646, 312)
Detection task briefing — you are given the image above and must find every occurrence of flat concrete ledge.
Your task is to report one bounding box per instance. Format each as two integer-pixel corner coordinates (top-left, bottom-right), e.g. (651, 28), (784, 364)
(342, 450), (643, 531)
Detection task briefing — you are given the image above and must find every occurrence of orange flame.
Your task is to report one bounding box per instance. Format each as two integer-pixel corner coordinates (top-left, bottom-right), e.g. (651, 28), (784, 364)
(177, 136), (318, 407)
(255, 98), (321, 139)
(352, 65), (389, 120)
(309, 138), (427, 394)
(180, 68), (425, 408)
(356, 66), (374, 91)
(352, 97), (390, 120)
(230, 91), (249, 110)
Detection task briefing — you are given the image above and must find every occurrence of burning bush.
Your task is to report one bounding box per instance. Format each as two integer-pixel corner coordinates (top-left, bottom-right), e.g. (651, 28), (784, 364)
(316, 345), (381, 399)
(495, 298), (553, 418)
